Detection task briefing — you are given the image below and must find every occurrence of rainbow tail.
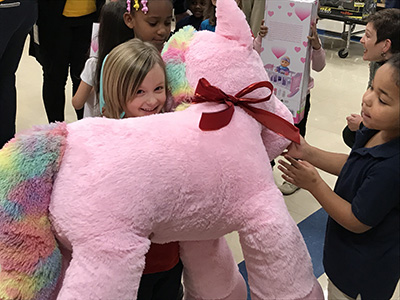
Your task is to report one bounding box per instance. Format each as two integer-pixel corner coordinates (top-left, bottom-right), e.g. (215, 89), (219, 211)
(0, 123), (68, 300)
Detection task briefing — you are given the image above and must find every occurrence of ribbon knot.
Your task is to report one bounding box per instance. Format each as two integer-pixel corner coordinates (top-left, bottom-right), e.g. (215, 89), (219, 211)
(192, 78), (300, 144)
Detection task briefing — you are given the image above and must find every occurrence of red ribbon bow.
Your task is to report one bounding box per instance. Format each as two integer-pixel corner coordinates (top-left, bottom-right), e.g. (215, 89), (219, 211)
(192, 78), (300, 144)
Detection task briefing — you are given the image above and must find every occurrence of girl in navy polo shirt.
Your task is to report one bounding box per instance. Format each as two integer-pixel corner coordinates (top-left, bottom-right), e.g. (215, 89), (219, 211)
(278, 54), (400, 300)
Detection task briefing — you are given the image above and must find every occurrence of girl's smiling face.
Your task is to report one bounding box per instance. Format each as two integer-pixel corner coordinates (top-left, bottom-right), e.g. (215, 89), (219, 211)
(123, 64), (166, 118)
(361, 63), (400, 139)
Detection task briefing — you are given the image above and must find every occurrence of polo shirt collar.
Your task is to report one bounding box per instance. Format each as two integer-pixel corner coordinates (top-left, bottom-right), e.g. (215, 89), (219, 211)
(353, 127), (400, 159)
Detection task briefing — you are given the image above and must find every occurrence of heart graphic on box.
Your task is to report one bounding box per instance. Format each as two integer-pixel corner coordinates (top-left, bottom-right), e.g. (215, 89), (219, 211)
(295, 7), (310, 21)
(91, 40), (98, 53)
(271, 46), (286, 59)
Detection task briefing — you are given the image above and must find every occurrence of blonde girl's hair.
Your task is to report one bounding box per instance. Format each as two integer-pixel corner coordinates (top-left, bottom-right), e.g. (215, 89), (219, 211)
(102, 38), (167, 119)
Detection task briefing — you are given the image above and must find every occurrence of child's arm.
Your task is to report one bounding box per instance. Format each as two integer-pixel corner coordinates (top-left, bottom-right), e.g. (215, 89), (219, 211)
(253, 20), (268, 54)
(308, 23), (326, 72)
(72, 81), (93, 110)
(282, 136), (347, 176)
(278, 155), (372, 234)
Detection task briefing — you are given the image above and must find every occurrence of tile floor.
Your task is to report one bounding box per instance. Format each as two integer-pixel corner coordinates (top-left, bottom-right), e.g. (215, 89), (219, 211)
(14, 18), (399, 299)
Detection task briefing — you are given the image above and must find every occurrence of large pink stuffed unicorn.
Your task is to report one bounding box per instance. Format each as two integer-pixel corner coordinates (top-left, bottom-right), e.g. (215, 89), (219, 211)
(0, 0), (324, 299)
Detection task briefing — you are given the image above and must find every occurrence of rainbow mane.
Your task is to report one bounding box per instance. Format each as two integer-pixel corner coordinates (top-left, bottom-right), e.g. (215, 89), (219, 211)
(162, 26), (196, 106)
(0, 123), (67, 300)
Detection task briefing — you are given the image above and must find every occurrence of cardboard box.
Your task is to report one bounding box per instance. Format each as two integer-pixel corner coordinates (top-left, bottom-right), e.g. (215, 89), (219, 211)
(90, 23), (100, 58)
(261, 0), (318, 123)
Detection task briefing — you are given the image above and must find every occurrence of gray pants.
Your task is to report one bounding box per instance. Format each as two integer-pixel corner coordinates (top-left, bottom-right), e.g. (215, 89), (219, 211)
(328, 278), (362, 300)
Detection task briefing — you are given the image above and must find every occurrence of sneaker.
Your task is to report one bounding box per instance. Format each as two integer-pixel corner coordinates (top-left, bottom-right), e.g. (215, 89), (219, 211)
(279, 181), (300, 195)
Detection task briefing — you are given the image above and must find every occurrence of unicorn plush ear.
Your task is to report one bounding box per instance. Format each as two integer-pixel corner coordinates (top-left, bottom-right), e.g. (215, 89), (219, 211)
(215, 0), (254, 49)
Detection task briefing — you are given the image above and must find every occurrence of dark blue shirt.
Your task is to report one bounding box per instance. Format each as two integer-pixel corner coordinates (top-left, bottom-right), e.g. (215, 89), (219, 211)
(324, 127), (400, 299)
(175, 15), (202, 32)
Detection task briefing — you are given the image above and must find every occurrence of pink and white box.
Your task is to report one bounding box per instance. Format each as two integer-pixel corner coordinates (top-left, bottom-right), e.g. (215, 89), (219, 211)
(261, 0), (318, 123)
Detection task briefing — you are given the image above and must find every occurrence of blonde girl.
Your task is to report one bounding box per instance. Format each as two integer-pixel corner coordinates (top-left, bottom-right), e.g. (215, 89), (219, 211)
(101, 38), (167, 118)
(100, 38), (183, 300)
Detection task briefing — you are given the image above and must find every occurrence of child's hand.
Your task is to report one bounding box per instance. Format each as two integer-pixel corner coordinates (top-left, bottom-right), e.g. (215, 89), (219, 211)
(307, 22), (321, 50)
(278, 155), (322, 192)
(346, 114), (362, 131)
(282, 136), (308, 160)
(258, 20), (268, 38)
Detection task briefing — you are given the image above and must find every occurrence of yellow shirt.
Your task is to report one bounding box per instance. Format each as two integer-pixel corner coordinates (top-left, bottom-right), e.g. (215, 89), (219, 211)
(63, 0), (96, 17)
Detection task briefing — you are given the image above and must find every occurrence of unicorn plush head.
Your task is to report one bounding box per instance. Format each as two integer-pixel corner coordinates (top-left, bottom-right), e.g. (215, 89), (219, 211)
(162, 0), (298, 159)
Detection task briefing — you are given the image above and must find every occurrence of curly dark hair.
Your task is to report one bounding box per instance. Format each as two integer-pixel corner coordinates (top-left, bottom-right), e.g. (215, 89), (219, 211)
(386, 53), (400, 87)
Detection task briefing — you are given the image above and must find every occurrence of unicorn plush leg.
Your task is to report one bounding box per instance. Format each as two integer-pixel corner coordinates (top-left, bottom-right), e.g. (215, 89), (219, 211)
(180, 238), (247, 300)
(237, 190), (324, 300)
(0, 123), (67, 300)
(57, 233), (150, 299)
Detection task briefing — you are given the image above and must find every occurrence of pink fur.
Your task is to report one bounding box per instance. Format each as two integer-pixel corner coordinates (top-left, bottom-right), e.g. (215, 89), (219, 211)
(10, 0), (324, 298)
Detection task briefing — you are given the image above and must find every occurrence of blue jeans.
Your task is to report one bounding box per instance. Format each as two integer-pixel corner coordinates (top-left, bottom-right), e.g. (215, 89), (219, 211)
(0, 0), (38, 148)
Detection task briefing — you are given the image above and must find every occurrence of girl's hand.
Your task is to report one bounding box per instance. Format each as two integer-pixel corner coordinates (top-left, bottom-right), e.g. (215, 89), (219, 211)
(278, 155), (322, 192)
(258, 20), (268, 38)
(346, 113), (362, 131)
(282, 135), (308, 160)
(307, 23), (321, 50)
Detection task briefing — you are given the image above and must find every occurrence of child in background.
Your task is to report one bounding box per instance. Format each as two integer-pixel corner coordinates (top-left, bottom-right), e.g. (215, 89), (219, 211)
(278, 54), (400, 300)
(100, 38), (183, 299)
(342, 8), (400, 148)
(200, 0), (217, 31)
(122, 0), (173, 52)
(278, 18), (326, 195)
(200, 0), (268, 53)
(72, 0), (133, 117)
(96, 1), (183, 299)
(175, 0), (206, 31)
(71, 49), (100, 117)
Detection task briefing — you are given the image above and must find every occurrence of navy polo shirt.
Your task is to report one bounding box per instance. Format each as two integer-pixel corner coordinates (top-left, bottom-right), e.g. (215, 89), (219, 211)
(175, 15), (202, 31)
(323, 127), (400, 299)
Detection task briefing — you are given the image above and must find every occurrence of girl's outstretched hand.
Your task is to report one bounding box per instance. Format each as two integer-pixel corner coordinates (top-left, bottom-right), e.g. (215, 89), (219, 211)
(277, 155), (322, 192)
